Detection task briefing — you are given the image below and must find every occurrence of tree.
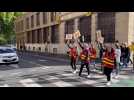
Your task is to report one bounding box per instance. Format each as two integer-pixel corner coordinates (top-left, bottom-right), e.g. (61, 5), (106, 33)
(0, 12), (24, 44)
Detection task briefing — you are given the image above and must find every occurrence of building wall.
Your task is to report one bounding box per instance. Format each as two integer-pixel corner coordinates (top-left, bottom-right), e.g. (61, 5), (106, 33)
(15, 12), (134, 54)
(115, 12), (129, 43)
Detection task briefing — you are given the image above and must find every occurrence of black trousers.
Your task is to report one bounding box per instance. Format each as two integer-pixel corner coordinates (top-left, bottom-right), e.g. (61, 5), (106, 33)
(79, 62), (90, 76)
(104, 67), (113, 82)
(70, 57), (77, 70)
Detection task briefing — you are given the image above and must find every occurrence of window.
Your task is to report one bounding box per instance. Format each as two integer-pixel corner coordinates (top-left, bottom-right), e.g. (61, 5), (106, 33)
(36, 13), (40, 26)
(65, 19), (74, 34)
(37, 29), (42, 43)
(78, 16), (91, 43)
(43, 12), (47, 24)
(51, 25), (59, 43)
(51, 12), (56, 22)
(32, 30), (35, 43)
(31, 15), (34, 28)
(27, 31), (30, 43)
(26, 18), (29, 29)
(43, 27), (49, 43)
(97, 12), (115, 43)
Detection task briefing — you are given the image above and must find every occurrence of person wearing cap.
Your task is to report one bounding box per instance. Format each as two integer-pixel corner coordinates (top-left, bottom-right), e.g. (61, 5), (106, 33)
(66, 40), (78, 74)
(77, 40), (91, 78)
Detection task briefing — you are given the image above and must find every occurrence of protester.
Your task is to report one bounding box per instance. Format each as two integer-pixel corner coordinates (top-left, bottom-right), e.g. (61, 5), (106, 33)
(77, 39), (91, 78)
(89, 43), (97, 71)
(66, 39), (78, 74)
(114, 44), (121, 79)
(102, 44), (115, 86)
(123, 43), (130, 68)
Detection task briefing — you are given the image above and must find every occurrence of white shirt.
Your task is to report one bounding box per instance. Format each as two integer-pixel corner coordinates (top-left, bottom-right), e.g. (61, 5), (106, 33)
(115, 48), (121, 63)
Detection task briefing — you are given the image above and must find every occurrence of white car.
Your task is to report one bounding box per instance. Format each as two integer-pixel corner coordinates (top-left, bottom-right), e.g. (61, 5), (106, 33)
(0, 47), (19, 64)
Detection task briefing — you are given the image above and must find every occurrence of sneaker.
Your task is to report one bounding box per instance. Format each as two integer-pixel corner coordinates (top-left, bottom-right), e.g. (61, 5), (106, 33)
(114, 75), (119, 79)
(87, 75), (92, 78)
(106, 81), (111, 86)
(76, 69), (79, 72)
(73, 70), (77, 74)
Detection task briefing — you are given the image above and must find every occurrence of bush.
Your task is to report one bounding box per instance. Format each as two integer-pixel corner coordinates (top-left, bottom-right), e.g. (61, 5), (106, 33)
(0, 36), (7, 45)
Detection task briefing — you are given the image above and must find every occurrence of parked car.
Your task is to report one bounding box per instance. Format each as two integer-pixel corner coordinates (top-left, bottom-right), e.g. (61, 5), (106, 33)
(0, 46), (19, 64)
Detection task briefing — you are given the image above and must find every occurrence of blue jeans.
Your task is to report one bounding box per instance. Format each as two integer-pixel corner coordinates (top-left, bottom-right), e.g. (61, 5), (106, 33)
(123, 58), (128, 68)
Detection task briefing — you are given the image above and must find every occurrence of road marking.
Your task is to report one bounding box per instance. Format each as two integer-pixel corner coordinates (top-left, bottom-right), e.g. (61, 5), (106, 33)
(61, 73), (74, 77)
(52, 81), (73, 87)
(11, 72), (22, 75)
(46, 76), (59, 80)
(38, 59), (48, 62)
(0, 84), (9, 87)
(10, 64), (19, 68)
(82, 80), (97, 85)
(19, 79), (42, 87)
(46, 76), (73, 87)
(41, 66), (50, 70)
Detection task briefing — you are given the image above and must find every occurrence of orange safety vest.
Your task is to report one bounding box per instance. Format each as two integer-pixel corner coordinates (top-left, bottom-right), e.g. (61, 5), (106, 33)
(89, 48), (97, 60)
(102, 51), (115, 68)
(80, 49), (90, 61)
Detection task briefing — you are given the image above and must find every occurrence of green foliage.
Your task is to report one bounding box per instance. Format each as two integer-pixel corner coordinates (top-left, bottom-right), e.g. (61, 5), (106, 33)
(0, 34), (7, 45)
(0, 12), (23, 44)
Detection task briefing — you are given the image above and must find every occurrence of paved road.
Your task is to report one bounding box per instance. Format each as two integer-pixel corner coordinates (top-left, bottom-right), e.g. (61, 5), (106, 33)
(0, 52), (133, 87)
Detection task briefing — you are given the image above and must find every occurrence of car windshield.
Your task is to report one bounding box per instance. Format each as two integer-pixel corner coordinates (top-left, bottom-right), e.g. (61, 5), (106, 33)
(0, 48), (15, 53)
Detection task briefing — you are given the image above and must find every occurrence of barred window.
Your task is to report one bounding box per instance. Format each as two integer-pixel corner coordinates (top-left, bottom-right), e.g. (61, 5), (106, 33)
(51, 25), (59, 43)
(43, 12), (47, 24)
(31, 15), (34, 28)
(37, 29), (42, 43)
(26, 18), (29, 29)
(78, 16), (91, 43)
(36, 12), (40, 26)
(51, 12), (56, 22)
(97, 12), (115, 43)
(65, 19), (74, 34)
(43, 27), (49, 43)
(27, 31), (30, 43)
(32, 30), (35, 43)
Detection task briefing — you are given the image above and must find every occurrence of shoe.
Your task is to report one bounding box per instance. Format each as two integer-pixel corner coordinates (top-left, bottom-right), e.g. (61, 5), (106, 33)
(114, 75), (119, 79)
(87, 75), (92, 78)
(106, 81), (111, 86)
(76, 69), (79, 72)
(73, 70), (77, 74)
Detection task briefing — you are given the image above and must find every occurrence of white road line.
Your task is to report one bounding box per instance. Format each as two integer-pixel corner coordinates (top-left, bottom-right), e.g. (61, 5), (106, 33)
(10, 64), (19, 68)
(41, 66), (50, 70)
(19, 79), (42, 87)
(0, 84), (9, 87)
(46, 76), (73, 87)
(61, 73), (74, 77)
(52, 81), (73, 87)
(11, 72), (22, 75)
(38, 59), (48, 62)
(82, 80), (97, 85)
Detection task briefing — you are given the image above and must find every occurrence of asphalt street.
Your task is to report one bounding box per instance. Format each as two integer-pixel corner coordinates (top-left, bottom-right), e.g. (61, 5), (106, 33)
(0, 52), (133, 87)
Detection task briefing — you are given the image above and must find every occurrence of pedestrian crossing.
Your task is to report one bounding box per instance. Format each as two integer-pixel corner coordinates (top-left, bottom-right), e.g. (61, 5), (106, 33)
(0, 69), (130, 87)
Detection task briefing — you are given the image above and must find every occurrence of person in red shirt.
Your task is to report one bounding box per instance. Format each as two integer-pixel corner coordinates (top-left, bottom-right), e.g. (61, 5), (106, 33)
(77, 39), (91, 78)
(102, 44), (115, 86)
(67, 40), (78, 74)
(89, 43), (97, 71)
